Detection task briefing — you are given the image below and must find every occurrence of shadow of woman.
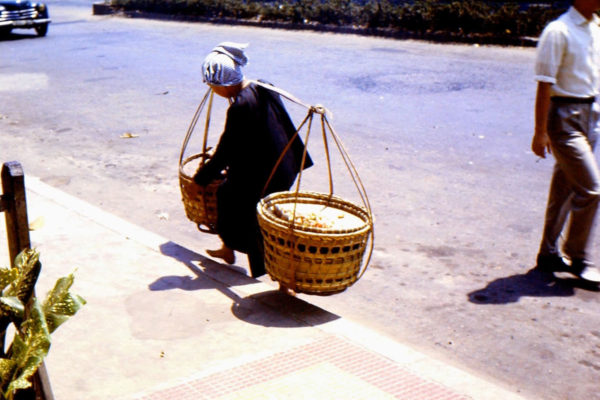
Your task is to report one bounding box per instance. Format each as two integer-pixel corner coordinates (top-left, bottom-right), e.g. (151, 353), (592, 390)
(157, 241), (339, 328)
(156, 241), (255, 305)
(468, 267), (599, 305)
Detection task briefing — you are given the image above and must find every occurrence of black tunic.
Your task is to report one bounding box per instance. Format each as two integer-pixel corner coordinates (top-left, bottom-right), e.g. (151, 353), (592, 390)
(194, 81), (312, 277)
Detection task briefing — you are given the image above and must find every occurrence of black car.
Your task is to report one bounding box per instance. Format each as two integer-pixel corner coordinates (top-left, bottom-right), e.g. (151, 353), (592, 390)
(0, 0), (50, 37)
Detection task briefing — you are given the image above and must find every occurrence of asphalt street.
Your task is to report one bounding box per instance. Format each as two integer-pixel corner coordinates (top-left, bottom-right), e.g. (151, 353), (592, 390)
(1, 2), (600, 399)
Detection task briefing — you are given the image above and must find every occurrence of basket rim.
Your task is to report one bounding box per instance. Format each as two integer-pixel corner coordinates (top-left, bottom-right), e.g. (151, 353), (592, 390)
(179, 152), (212, 179)
(258, 190), (372, 236)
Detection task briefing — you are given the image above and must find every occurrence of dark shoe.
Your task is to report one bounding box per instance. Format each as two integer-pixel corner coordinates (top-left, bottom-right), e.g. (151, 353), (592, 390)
(571, 259), (600, 283)
(536, 253), (570, 273)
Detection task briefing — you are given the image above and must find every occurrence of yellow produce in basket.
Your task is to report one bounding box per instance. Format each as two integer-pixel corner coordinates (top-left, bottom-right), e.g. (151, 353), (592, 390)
(269, 203), (364, 231)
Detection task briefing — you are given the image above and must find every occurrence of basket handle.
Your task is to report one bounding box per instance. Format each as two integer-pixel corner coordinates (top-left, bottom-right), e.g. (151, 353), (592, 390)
(179, 87), (214, 168)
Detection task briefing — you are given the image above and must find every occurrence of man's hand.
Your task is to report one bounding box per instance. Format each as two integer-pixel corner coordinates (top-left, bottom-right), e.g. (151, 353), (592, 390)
(532, 131), (551, 158)
(533, 81), (552, 159)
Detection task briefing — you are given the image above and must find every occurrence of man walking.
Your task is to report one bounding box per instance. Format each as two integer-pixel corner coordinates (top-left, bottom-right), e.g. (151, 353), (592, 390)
(532, 0), (600, 282)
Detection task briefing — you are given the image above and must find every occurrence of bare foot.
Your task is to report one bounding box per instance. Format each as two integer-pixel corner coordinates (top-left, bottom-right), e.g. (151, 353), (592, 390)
(206, 247), (235, 264)
(279, 283), (296, 297)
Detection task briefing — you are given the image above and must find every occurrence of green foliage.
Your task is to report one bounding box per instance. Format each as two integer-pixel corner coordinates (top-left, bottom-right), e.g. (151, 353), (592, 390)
(0, 249), (85, 400)
(313, 0), (361, 25)
(42, 274), (86, 334)
(110, 0), (569, 40)
(4, 300), (50, 399)
(6, 250), (41, 305)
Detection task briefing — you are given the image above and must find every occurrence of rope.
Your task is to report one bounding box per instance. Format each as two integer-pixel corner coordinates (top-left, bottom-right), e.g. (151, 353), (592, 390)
(202, 90), (214, 157)
(179, 87), (212, 166)
(321, 114), (374, 280)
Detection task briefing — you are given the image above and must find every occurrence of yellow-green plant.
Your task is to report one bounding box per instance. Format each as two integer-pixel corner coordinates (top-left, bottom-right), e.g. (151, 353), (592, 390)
(0, 249), (85, 400)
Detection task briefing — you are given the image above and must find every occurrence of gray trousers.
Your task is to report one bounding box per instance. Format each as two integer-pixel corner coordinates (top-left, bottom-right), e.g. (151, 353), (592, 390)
(540, 101), (600, 261)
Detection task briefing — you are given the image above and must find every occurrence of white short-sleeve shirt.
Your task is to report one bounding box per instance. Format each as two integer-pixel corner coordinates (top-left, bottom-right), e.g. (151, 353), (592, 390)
(535, 6), (600, 98)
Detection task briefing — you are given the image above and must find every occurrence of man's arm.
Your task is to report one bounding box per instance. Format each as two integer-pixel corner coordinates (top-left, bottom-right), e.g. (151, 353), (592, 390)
(532, 81), (552, 158)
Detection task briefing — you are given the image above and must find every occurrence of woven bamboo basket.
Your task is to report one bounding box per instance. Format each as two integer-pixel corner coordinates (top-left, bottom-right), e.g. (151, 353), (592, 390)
(257, 191), (372, 295)
(179, 88), (222, 233)
(249, 87), (373, 295)
(179, 153), (222, 232)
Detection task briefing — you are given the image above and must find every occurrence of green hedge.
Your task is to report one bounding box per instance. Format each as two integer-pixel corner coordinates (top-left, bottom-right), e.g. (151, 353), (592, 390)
(111, 0), (567, 40)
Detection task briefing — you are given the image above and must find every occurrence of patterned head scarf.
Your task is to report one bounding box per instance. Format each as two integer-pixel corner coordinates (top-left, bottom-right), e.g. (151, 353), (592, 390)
(202, 42), (249, 87)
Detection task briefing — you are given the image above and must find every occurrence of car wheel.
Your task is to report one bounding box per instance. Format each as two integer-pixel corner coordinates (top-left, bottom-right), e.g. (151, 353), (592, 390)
(0, 27), (12, 37)
(35, 24), (48, 37)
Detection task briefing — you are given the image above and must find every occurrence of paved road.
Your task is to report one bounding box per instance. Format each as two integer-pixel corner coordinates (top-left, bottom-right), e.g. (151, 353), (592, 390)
(1, 3), (600, 399)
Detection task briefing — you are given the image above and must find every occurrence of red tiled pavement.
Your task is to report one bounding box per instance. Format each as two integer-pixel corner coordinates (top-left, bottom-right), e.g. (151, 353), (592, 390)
(133, 335), (470, 400)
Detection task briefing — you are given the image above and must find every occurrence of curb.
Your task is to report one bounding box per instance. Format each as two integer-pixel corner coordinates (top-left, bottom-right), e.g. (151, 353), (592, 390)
(92, 1), (115, 15)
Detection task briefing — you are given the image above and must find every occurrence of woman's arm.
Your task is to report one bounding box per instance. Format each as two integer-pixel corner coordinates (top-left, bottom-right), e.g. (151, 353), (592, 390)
(193, 102), (245, 185)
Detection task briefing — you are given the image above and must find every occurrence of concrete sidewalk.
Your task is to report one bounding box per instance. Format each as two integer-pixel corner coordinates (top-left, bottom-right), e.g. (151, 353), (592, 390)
(0, 177), (527, 400)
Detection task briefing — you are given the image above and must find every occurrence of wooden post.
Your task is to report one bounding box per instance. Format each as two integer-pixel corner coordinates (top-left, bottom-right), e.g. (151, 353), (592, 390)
(1, 161), (31, 265)
(32, 363), (54, 400)
(1, 161), (54, 400)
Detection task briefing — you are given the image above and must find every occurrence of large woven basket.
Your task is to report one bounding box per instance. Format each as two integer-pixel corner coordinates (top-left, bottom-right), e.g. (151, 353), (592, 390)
(179, 152), (222, 233)
(257, 191), (373, 295)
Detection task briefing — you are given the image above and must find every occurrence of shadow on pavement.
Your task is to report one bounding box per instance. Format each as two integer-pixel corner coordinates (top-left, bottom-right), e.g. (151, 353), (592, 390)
(468, 267), (600, 305)
(232, 290), (340, 327)
(158, 241), (339, 328)
(0, 32), (40, 41)
(159, 240), (250, 282)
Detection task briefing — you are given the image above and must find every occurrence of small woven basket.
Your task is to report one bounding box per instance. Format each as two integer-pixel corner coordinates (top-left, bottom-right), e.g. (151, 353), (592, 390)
(257, 191), (372, 295)
(179, 89), (225, 233)
(179, 153), (222, 233)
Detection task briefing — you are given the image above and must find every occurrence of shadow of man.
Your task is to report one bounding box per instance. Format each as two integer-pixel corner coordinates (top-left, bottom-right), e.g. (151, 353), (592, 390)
(468, 267), (599, 305)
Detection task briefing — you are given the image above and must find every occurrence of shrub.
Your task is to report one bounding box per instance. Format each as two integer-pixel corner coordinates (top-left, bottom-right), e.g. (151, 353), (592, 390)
(0, 249), (85, 400)
(429, 1), (492, 34)
(360, 0), (396, 29)
(110, 0), (569, 41)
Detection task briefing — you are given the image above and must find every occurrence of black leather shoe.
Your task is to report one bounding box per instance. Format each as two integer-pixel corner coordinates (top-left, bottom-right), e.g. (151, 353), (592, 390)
(571, 259), (600, 283)
(536, 253), (570, 273)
